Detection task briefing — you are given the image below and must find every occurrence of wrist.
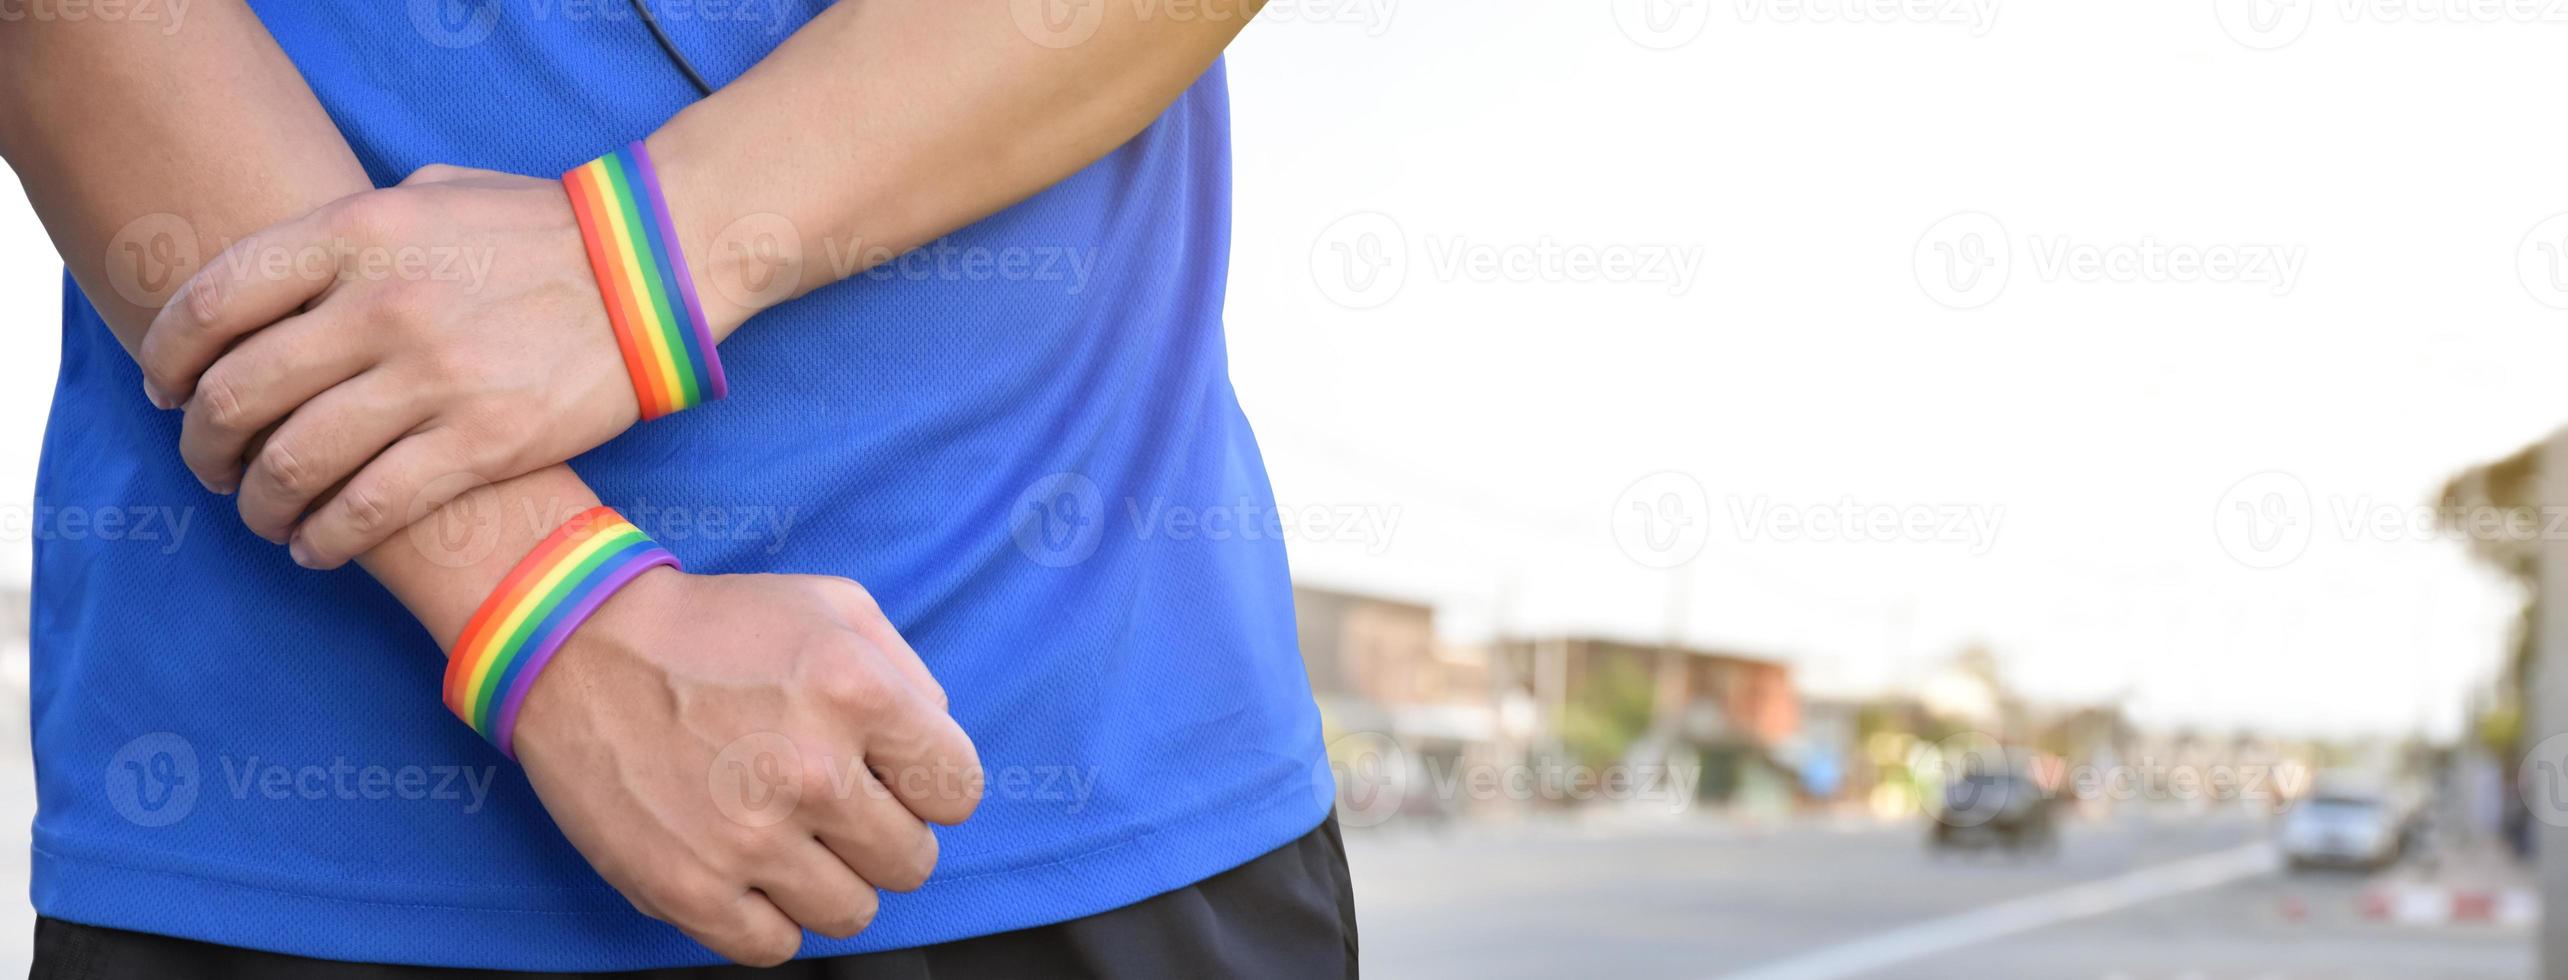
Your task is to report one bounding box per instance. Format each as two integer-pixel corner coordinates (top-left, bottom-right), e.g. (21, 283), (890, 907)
(442, 506), (680, 758)
(513, 564), (686, 759)
(562, 142), (731, 418)
(644, 125), (773, 342)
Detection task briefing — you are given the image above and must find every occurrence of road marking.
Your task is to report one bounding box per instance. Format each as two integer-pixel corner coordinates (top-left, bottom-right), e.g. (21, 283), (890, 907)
(1714, 843), (2281, 980)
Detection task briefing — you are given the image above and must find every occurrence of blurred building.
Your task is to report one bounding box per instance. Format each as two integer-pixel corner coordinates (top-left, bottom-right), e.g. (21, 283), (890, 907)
(1294, 585), (1504, 820)
(1494, 637), (1800, 808)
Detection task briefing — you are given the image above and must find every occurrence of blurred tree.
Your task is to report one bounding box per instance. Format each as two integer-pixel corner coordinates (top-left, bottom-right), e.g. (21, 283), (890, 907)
(2437, 440), (2542, 759)
(1561, 653), (1656, 770)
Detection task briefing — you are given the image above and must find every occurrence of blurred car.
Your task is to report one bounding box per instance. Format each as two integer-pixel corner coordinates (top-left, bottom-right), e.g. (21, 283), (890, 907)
(2279, 791), (2408, 870)
(1929, 769), (2058, 853)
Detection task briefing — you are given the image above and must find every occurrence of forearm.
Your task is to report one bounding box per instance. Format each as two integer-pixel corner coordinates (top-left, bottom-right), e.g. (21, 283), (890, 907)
(0, 1), (604, 651)
(0, 0), (367, 353)
(650, 0), (1262, 335)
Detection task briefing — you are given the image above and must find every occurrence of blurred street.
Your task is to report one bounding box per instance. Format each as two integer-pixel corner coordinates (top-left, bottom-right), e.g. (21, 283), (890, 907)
(1346, 807), (2529, 980)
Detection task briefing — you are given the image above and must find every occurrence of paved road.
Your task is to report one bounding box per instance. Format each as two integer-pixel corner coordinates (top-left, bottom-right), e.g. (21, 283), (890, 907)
(1344, 808), (2531, 980)
(0, 765), (2524, 978)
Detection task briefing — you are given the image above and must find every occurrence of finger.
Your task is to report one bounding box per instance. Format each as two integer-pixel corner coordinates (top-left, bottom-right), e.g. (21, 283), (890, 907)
(138, 202), (349, 409)
(861, 687), (982, 827)
(810, 766), (941, 893)
(399, 163), (474, 186)
(287, 425), (485, 570)
(676, 890), (804, 968)
(235, 372), (428, 546)
(178, 306), (377, 494)
(752, 836), (880, 939)
(827, 581), (948, 710)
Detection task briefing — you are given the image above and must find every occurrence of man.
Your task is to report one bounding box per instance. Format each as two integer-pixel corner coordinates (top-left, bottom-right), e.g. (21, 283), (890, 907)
(0, 0), (1351, 974)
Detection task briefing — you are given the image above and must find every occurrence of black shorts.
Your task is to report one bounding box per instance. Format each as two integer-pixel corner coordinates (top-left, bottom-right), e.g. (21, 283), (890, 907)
(31, 815), (1357, 979)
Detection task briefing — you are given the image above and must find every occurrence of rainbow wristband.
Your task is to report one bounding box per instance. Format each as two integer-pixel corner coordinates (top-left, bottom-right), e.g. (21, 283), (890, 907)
(443, 506), (677, 758)
(563, 141), (729, 420)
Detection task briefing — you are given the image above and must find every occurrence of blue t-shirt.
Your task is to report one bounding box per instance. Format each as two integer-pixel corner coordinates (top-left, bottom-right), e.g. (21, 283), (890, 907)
(28, 1), (1329, 969)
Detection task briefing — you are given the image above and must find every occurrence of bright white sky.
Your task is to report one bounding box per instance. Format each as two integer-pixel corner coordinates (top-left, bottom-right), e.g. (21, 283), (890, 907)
(2, 0), (2561, 738)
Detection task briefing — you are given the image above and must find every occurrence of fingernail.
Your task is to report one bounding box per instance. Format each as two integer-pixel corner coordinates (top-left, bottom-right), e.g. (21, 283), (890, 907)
(198, 475), (236, 495)
(143, 381), (173, 411)
(288, 537), (320, 569)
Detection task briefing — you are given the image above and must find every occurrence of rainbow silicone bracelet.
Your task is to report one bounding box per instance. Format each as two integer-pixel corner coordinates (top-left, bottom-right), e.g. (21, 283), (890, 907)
(563, 141), (729, 420)
(443, 506), (677, 758)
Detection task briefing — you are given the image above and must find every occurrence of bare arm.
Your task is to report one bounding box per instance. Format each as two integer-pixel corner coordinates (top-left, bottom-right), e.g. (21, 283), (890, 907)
(126, 0), (1267, 569)
(0, 6), (977, 964)
(659, 0), (1269, 332)
(0, 0), (590, 633)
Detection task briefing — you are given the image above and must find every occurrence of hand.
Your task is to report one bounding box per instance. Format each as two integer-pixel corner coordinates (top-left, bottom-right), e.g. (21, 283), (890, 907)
(511, 569), (982, 966)
(136, 164), (641, 568)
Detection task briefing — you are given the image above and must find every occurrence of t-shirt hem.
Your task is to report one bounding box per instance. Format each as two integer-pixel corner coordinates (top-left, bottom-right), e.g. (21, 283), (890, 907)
(31, 780), (1332, 971)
